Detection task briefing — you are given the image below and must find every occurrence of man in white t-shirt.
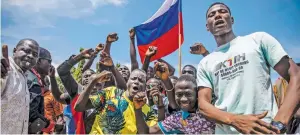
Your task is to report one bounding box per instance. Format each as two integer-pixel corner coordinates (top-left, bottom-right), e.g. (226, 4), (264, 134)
(197, 2), (300, 134)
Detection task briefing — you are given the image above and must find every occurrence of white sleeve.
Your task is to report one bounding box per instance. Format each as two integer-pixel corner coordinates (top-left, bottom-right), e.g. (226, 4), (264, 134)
(253, 32), (288, 68)
(197, 62), (213, 89)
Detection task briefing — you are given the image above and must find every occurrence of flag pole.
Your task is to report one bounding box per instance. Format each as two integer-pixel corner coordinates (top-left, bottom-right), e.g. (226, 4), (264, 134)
(178, 0), (182, 76)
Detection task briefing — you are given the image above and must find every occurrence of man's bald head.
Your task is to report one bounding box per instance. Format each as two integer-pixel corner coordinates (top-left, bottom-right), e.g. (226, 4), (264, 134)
(16, 38), (39, 49)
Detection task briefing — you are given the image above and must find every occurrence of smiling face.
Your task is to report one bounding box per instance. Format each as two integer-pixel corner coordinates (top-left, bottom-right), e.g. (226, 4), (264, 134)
(117, 65), (130, 81)
(206, 3), (233, 36)
(174, 75), (197, 112)
(13, 39), (39, 72)
(126, 69), (146, 99)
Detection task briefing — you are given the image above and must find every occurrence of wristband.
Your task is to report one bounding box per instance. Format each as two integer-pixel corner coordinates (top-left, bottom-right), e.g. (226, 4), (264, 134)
(271, 120), (286, 133)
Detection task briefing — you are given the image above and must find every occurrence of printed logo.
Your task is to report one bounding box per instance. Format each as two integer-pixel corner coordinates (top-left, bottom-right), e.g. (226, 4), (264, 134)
(214, 53), (249, 81)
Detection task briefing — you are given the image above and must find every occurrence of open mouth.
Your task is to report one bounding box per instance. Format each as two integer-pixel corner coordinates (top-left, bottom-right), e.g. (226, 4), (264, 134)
(133, 86), (139, 91)
(24, 61), (32, 66)
(122, 73), (128, 77)
(215, 20), (225, 26)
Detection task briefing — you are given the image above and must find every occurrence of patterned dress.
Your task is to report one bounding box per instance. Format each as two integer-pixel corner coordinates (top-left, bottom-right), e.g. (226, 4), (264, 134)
(89, 88), (157, 134)
(158, 110), (215, 134)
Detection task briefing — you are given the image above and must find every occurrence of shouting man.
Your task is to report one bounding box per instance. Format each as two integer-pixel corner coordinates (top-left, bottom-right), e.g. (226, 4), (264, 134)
(197, 2), (300, 134)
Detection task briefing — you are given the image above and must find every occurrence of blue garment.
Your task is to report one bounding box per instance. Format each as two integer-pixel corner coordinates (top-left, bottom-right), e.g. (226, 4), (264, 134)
(64, 105), (75, 134)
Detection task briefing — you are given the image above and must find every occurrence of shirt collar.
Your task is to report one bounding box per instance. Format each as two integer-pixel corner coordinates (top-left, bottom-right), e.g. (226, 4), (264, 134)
(9, 57), (25, 74)
(181, 109), (199, 120)
(214, 36), (240, 52)
(181, 111), (190, 120)
(123, 92), (132, 105)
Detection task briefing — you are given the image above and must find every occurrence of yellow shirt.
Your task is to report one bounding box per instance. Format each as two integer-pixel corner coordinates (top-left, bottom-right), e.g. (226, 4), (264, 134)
(273, 77), (288, 108)
(89, 88), (157, 134)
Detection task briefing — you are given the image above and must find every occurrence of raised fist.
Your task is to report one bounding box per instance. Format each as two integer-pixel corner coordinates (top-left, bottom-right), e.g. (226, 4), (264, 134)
(145, 46), (157, 57)
(129, 28), (135, 39)
(133, 92), (147, 109)
(99, 52), (113, 67)
(107, 33), (119, 43)
(154, 62), (169, 81)
(190, 43), (208, 55)
(80, 48), (95, 59)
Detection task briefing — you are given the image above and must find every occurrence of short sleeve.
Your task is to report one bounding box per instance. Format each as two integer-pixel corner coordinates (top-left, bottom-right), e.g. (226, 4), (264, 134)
(144, 109), (158, 127)
(197, 62), (213, 89)
(254, 32), (288, 68)
(89, 91), (106, 110)
(158, 114), (182, 134)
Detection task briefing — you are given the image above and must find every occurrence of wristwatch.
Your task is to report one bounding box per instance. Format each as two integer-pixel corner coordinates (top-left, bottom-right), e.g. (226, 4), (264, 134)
(271, 120), (287, 133)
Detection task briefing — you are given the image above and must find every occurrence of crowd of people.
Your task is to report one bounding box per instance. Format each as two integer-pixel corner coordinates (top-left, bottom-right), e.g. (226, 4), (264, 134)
(1, 2), (300, 134)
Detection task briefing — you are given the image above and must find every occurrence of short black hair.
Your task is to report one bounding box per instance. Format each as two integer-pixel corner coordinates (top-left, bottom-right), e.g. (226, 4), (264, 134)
(206, 2), (231, 18)
(83, 69), (95, 75)
(182, 65), (197, 72)
(16, 38), (39, 48)
(297, 63), (300, 66)
(177, 74), (197, 88)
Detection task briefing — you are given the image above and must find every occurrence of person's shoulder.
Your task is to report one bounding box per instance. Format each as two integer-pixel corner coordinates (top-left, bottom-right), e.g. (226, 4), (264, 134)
(197, 53), (217, 69)
(246, 31), (271, 40)
(103, 86), (116, 90)
(26, 71), (41, 89)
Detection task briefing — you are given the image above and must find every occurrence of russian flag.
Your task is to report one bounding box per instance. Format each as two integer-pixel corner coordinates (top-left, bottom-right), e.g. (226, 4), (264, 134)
(135, 0), (184, 63)
(70, 95), (86, 134)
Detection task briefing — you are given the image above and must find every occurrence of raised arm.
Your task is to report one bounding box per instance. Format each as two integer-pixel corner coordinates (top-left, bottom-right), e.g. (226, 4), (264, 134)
(149, 88), (166, 121)
(48, 65), (67, 104)
(82, 43), (104, 73)
(157, 59), (175, 76)
(154, 62), (178, 110)
(75, 70), (112, 112)
(190, 43), (210, 57)
(134, 92), (163, 134)
(129, 28), (139, 71)
(57, 49), (94, 98)
(142, 46), (157, 73)
(1, 45), (10, 93)
(99, 52), (127, 90)
(103, 33), (118, 56)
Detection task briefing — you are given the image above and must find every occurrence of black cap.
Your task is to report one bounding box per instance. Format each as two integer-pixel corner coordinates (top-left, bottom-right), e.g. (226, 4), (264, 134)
(39, 47), (51, 60)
